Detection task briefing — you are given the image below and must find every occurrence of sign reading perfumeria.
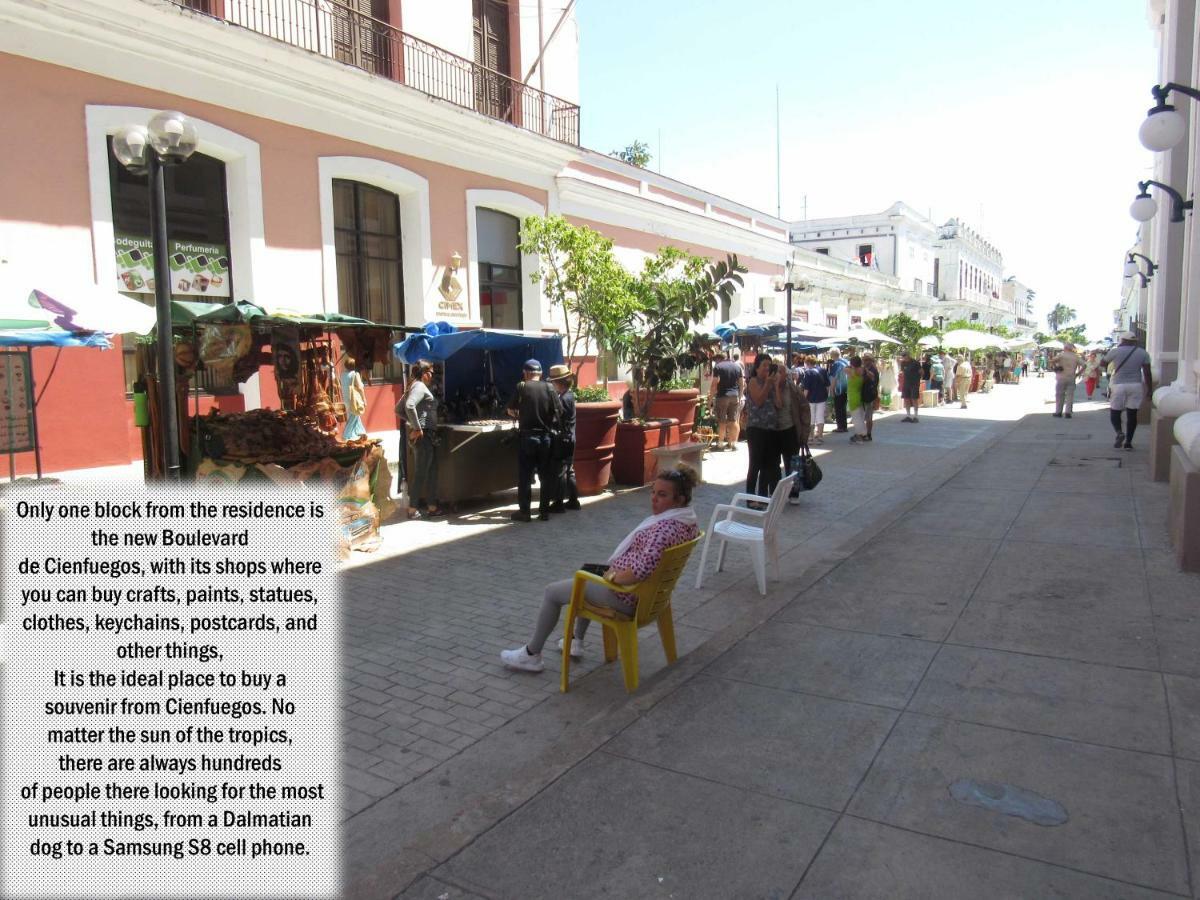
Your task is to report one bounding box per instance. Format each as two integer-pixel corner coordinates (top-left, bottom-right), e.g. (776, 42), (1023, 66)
(115, 233), (231, 298)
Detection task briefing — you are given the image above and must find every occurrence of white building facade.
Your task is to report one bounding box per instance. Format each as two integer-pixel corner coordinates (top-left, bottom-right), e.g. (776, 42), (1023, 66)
(931, 219), (1008, 327)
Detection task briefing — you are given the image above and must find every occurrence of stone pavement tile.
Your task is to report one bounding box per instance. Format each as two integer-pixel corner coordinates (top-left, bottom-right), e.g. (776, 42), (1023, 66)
(950, 542), (1158, 670)
(847, 714), (1190, 894)
(607, 675), (895, 810)
(944, 461), (1044, 492)
(436, 752), (835, 899)
(776, 585), (965, 642)
(1147, 558), (1200, 679)
(1166, 675), (1200, 761)
(795, 816), (1179, 899)
(811, 533), (996, 600)
(889, 497), (1023, 540)
(1034, 460), (1133, 495)
(1176, 760), (1200, 899)
(706, 622), (937, 708)
(909, 645), (1171, 754)
(1010, 491), (1139, 548)
(398, 875), (489, 899)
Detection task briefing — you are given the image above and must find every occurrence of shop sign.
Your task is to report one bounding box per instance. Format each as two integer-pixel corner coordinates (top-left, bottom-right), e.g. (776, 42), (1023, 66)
(0, 350), (35, 454)
(114, 233), (232, 298)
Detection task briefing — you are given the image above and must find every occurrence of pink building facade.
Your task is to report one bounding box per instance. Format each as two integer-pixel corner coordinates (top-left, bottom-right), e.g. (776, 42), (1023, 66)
(0, 0), (794, 474)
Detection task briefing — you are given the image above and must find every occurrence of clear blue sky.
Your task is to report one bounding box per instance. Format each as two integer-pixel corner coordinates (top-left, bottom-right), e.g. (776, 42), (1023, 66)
(574, 0), (1160, 337)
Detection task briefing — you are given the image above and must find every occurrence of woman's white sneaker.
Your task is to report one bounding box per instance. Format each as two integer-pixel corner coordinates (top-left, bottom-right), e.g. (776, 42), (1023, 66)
(556, 637), (585, 658)
(500, 646), (544, 672)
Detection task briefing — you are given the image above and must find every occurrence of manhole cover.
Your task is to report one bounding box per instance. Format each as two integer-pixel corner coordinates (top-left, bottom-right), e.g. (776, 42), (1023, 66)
(1048, 456), (1122, 468)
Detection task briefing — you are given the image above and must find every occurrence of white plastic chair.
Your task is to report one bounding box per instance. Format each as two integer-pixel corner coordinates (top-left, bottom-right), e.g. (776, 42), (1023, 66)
(694, 473), (797, 595)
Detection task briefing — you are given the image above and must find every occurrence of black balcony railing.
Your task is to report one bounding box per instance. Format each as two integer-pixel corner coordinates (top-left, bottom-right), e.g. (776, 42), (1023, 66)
(168, 0), (581, 146)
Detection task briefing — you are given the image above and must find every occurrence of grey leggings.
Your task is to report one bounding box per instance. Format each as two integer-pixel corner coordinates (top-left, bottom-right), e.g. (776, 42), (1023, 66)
(527, 578), (633, 655)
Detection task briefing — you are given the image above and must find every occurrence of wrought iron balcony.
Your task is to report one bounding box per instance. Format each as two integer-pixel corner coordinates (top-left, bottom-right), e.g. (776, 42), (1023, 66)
(170, 0), (581, 146)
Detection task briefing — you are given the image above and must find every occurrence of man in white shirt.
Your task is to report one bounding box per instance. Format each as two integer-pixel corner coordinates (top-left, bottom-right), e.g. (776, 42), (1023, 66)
(1051, 342), (1083, 418)
(954, 355), (973, 409)
(1102, 332), (1153, 451)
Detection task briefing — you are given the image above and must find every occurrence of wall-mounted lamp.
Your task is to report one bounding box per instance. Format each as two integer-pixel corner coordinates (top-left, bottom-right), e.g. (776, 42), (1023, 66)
(1123, 252), (1157, 280)
(1130, 179), (1194, 223)
(1139, 82), (1200, 152)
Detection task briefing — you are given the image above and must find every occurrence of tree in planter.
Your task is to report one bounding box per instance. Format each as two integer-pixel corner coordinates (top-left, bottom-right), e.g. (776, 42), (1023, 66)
(519, 215), (635, 380)
(610, 248), (746, 417)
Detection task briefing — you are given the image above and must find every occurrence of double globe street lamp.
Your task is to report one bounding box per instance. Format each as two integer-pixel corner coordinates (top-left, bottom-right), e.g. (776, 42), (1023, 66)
(1132, 83), (1198, 226)
(110, 111), (200, 481)
(772, 263), (807, 364)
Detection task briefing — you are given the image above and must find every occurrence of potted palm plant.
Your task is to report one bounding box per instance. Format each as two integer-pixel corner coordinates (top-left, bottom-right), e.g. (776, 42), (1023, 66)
(609, 250), (746, 484)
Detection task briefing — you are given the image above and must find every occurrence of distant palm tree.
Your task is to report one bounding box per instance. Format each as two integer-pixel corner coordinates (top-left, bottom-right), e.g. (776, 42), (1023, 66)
(1047, 303), (1077, 334)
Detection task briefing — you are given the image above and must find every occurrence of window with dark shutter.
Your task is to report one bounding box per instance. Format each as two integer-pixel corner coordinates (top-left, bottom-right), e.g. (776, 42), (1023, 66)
(472, 0), (513, 122)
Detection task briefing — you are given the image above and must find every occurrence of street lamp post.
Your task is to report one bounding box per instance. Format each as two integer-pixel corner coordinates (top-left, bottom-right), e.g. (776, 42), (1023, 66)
(773, 263), (806, 366)
(112, 111), (199, 481)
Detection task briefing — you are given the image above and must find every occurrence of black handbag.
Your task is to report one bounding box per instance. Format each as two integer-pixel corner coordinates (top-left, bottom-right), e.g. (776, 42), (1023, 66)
(792, 445), (822, 491)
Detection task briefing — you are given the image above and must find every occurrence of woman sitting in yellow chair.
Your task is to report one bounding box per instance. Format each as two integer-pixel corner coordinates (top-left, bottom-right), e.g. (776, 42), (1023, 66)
(501, 465), (700, 673)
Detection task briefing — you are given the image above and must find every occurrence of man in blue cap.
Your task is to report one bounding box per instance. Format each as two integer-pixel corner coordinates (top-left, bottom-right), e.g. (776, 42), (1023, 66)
(506, 359), (564, 521)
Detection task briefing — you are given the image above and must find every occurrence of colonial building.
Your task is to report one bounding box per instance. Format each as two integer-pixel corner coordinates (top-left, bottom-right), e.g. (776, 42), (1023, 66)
(930, 218), (1007, 327)
(1140, 0), (1200, 569)
(0, 0), (801, 474)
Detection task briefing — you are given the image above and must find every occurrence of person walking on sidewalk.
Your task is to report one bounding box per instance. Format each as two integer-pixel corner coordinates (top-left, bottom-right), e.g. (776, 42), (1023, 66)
(745, 355), (783, 495)
(709, 350), (744, 450)
(899, 351), (923, 423)
(828, 349), (850, 433)
(940, 350), (957, 405)
(506, 359), (563, 522)
(500, 466), (700, 671)
(930, 353), (946, 404)
(1102, 331), (1153, 451)
(547, 364), (580, 513)
(801, 355), (829, 444)
(847, 356), (867, 443)
(861, 353), (880, 441)
(1051, 341), (1083, 418)
(1082, 351), (1102, 401)
(954, 355), (973, 409)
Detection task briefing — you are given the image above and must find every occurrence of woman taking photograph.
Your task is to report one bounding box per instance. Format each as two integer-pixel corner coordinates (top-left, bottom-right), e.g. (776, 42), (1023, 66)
(399, 360), (443, 518)
(744, 354), (783, 497)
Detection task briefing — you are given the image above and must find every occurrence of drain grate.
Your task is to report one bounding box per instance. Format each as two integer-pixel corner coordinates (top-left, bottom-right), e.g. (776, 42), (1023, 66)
(1047, 456), (1122, 468)
(1034, 433), (1094, 441)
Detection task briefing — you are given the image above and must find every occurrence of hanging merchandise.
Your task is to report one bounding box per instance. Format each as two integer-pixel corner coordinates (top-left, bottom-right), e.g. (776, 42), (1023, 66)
(272, 325), (302, 409)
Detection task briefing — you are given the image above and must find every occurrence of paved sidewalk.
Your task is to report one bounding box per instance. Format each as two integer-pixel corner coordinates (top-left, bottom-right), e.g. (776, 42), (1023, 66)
(340, 380), (1200, 898)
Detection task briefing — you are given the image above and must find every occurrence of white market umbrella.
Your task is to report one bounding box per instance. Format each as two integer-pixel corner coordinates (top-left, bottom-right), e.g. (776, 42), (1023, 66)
(1039, 339), (1065, 350)
(1005, 337), (1036, 349)
(918, 334), (942, 348)
(786, 321), (846, 340)
(845, 324), (901, 345)
(941, 328), (999, 350)
(718, 312), (785, 332)
(0, 270), (157, 336)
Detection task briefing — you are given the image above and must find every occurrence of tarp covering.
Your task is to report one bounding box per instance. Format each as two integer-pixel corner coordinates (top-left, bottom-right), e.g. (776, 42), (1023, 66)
(184, 300), (377, 329)
(393, 329), (565, 405)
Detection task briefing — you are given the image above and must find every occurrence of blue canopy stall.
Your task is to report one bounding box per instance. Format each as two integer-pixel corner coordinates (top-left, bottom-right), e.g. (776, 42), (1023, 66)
(392, 328), (566, 509)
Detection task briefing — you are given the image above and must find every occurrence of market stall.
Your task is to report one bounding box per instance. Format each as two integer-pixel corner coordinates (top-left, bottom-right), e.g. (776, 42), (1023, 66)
(140, 301), (409, 551)
(393, 328), (564, 507)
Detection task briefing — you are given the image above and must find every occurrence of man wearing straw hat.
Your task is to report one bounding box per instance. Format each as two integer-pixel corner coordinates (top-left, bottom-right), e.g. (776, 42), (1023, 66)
(546, 364), (581, 512)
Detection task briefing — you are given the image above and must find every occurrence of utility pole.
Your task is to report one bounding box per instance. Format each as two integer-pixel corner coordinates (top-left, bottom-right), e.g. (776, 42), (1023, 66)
(775, 83), (781, 219)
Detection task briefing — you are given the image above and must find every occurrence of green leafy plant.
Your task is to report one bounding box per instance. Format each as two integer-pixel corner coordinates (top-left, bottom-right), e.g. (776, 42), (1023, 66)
(519, 216), (636, 380)
(608, 249), (746, 417)
(1047, 303), (1077, 334)
(867, 312), (937, 353)
(611, 140), (652, 168)
(573, 384), (613, 403)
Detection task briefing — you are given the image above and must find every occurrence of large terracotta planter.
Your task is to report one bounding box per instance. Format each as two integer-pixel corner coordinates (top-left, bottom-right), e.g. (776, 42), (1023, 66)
(647, 388), (700, 441)
(573, 400), (621, 495)
(614, 418), (680, 486)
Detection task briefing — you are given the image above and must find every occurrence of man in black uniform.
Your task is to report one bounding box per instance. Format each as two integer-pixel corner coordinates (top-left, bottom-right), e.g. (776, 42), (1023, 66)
(546, 364), (580, 512)
(506, 359), (563, 522)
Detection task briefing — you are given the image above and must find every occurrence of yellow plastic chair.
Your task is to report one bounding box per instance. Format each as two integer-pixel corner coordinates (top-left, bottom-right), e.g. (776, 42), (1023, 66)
(560, 534), (702, 694)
